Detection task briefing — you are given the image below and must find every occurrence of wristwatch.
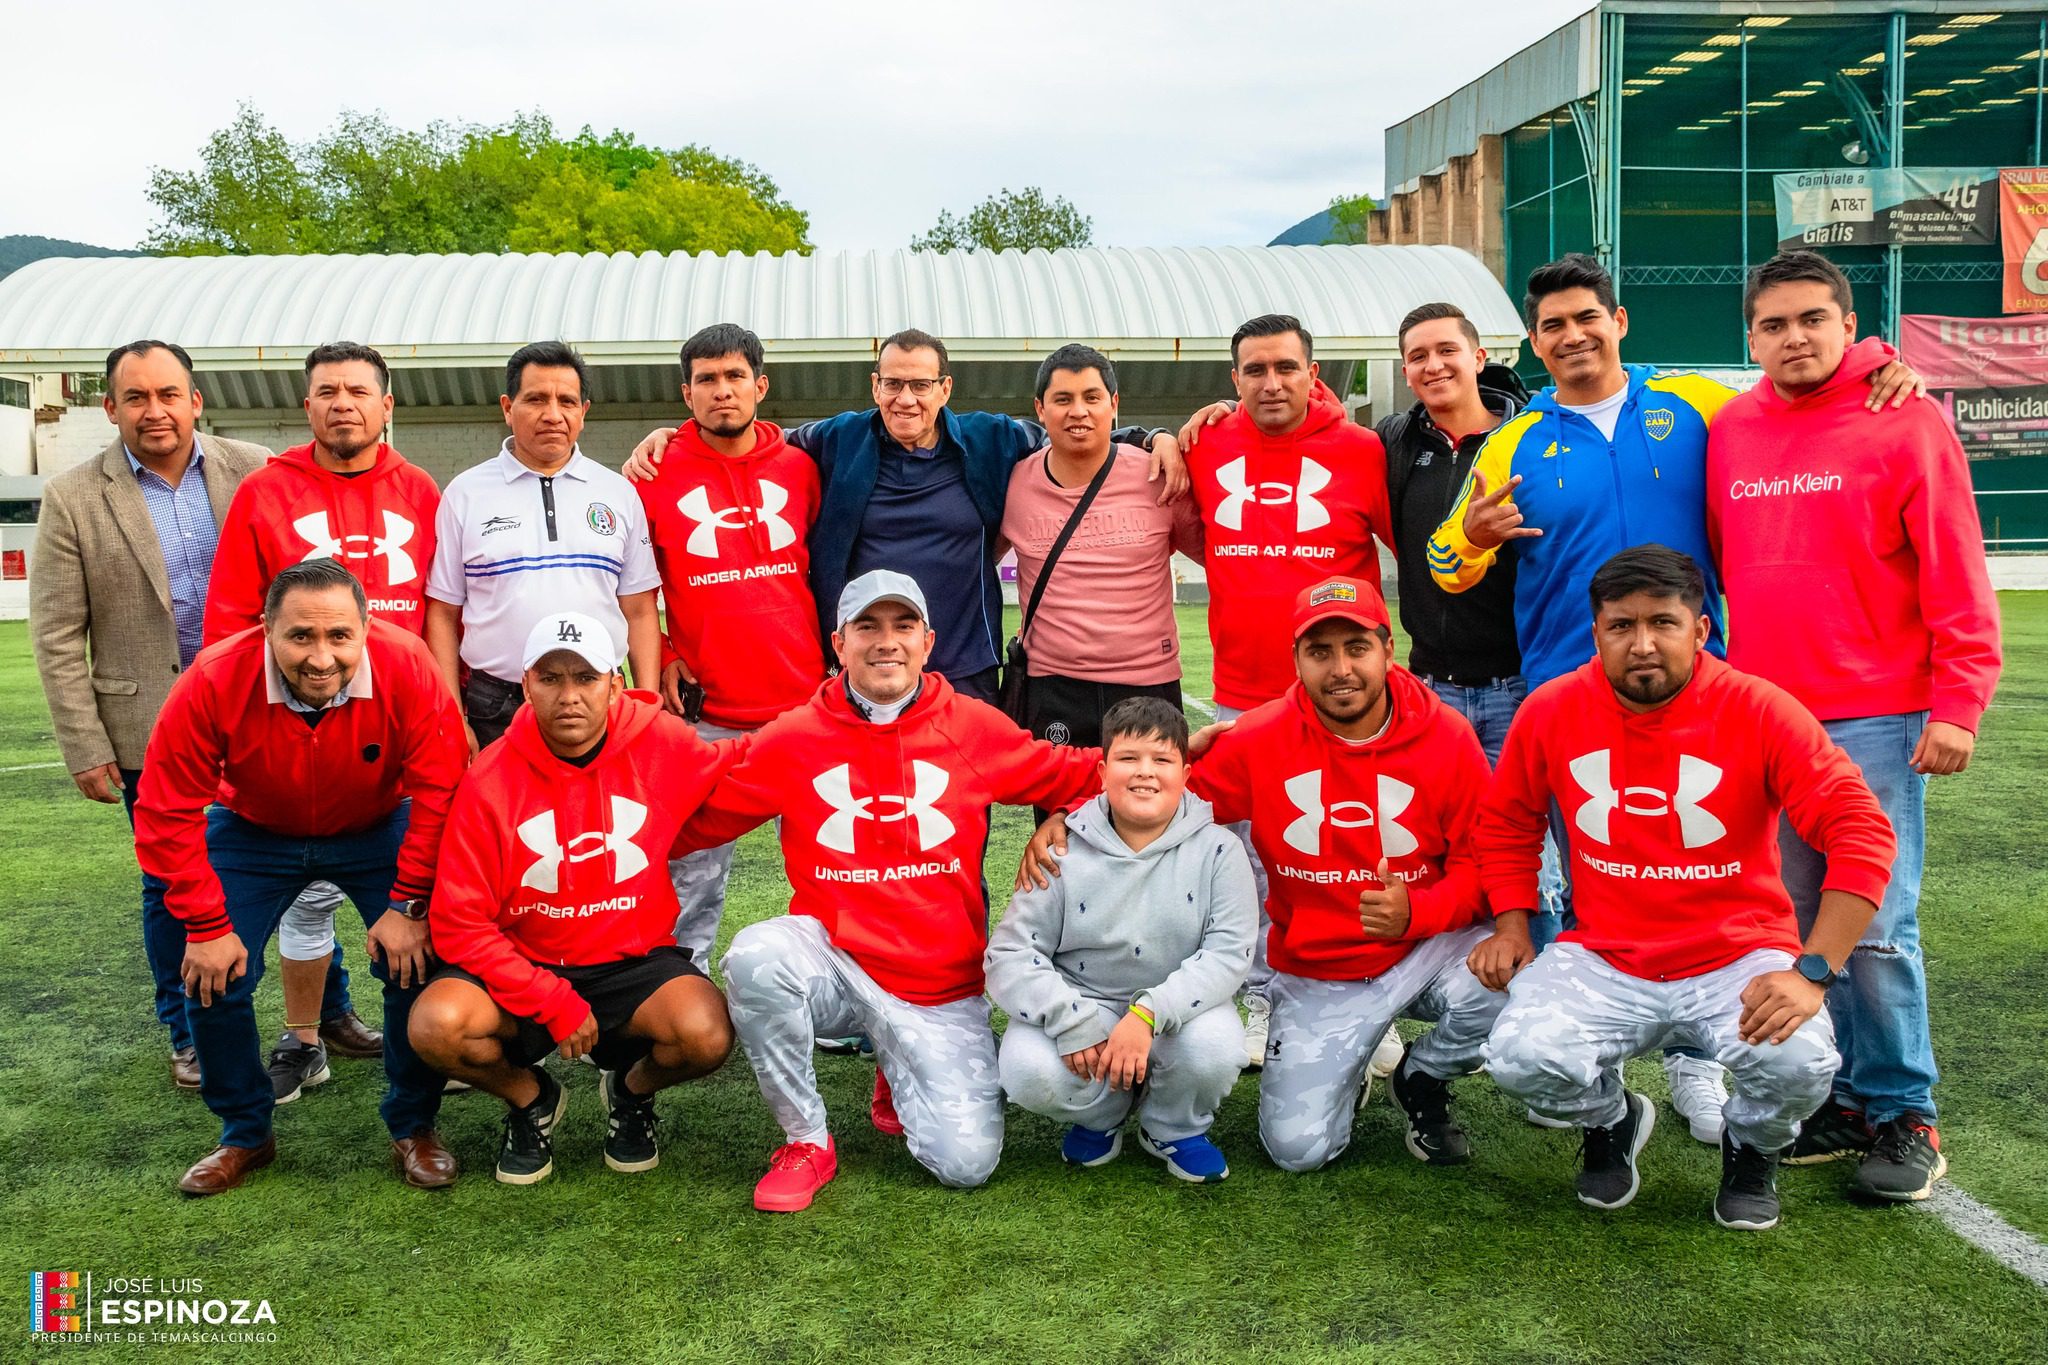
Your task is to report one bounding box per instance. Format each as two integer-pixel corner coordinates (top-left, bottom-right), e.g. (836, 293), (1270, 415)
(1794, 952), (1837, 987)
(390, 896), (430, 922)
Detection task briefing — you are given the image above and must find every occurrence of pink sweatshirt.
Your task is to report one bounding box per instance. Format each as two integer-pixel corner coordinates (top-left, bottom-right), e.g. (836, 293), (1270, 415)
(1000, 444), (1205, 685)
(1707, 337), (2002, 731)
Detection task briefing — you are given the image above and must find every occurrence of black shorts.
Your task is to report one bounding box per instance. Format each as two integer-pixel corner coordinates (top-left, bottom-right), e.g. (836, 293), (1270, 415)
(1022, 674), (1183, 818)
(429, 945), (706, 1070)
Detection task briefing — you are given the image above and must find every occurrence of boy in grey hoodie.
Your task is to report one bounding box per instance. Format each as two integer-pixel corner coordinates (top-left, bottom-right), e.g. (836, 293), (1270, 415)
(986, 698), (1257, 1182)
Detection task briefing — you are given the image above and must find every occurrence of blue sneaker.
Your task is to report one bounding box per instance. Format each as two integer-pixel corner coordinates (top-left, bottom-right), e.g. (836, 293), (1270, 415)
(1061, 1124), (1123, 1167)
(1139, 1129), (1229, 1183)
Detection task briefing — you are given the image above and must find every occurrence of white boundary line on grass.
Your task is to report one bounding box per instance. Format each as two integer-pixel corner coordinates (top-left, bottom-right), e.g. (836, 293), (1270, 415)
(1182, 693), (1215, 721)
(0, 761), (62, 773)
(1924, 1184), (2048, 1290)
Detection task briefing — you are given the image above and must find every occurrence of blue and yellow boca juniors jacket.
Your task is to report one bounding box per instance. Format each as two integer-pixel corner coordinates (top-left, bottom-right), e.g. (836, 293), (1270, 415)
(1427, 364), (1732, 686)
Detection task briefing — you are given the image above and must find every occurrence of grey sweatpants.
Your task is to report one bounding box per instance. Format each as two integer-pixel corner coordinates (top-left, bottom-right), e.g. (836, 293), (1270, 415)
(669, 718), (752, 961)
(999, 1001), (1245, 1143)
(1484, 942), (1838, 1153)
(722, 915), (1003, 1188)
(1259, 924), (1502, 1172)
(1213, 702), (1273, 1001)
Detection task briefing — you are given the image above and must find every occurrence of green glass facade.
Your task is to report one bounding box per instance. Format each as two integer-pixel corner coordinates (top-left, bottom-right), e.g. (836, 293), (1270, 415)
(1500, 5), (2048, 550)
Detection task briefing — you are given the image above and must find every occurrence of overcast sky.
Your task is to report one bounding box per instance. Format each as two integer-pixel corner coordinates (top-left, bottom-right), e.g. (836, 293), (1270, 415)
(5, 0), (1592, 253)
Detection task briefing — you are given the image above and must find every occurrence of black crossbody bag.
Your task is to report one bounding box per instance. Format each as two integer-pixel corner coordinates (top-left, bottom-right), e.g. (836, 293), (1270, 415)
(998, 450), (1117, 724)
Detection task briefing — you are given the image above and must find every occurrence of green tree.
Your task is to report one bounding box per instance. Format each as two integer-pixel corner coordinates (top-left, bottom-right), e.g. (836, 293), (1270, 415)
(1322, 191), (1378, 245)
(910, 186), (1093, 253)
(143, 105), (812, 256)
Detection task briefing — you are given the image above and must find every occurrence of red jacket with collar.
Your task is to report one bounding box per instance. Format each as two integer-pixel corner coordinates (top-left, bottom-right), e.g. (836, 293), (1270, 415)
(429, 691), (745, 1041)
(677, 673), (1101, 1005)
(1707, 336), (2002, 731)
(1478, 653), (1896, 981)
(1189, 666), (1490, 981)
(635, 420), (824, 728)
(135, 619), (467, 941)
(1190, 381), (1395, 710)
(204, 443), (441, 640)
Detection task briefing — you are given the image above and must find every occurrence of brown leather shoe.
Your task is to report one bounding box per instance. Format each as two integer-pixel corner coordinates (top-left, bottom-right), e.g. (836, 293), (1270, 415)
(178, 1138), (276, 1197)
(170, 1047), (202, 1090)
(319, 1011), (384, 1059)
(391, 1132), (459, 1189)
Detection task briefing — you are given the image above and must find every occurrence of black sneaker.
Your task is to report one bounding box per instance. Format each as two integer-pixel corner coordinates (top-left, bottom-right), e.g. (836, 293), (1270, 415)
(495, 1068), (568, 1186)
(1714, 1132), (1782, 1230)
(1576, 1090), (1655, 1210)
(1389, 1049), (1469, 1166)
(1854, 1114), (1947, 1201)
(600, 1069), (660, 1174)
(1783, 1101), (1871, 1165)
(267, 1033), (331, 1104)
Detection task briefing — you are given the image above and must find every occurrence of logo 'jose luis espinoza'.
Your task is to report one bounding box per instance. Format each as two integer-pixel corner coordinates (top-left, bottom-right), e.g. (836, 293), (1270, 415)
(30, 1272), (278, 1342)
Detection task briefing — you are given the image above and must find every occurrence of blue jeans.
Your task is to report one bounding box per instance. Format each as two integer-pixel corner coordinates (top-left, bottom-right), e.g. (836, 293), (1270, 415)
(190, 804), (442, 1148)
(121, 768), (350, 1053)
(1421, 676), (1565, 950)
(1778, 711), (1935, 1124)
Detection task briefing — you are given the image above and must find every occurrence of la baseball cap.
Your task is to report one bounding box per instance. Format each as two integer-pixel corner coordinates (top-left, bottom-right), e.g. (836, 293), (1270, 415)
(836, 569), (929, 631)
(1291, 576), (1390, 639)
(521, 611), (623, 673)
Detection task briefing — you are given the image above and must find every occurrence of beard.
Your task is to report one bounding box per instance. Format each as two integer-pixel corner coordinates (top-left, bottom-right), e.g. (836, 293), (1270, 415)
(323, 424), (384, 462)
(699, 412), (751, 439)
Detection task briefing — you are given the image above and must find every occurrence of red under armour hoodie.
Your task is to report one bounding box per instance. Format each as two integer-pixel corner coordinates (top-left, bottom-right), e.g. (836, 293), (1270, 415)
(677, 673), (1102, 1005)
(136, 619), (467, 940)
(1189, 381), (1395, 710)
(1479, 653), (1897, 981)
(430, 691), (745, 1041)
(1189, 666), (1490, 981)
(204, 443), (441, 640)
(635, 420), (824, 728)
(1707, 336), (2002, 731)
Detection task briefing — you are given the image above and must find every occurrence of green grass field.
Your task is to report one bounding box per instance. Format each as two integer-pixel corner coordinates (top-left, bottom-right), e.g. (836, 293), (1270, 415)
(2, 603), (2044, 1364)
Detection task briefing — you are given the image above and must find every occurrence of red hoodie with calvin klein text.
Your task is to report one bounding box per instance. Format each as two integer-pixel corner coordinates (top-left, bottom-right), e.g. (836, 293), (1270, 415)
(1189, 381), (1395, 710)
(204, 443), (441, 639)
(636, 420), (824, 727)
(1189, 666), (1490, 981)
(1479, 653), (1896, 981)
(429, 691), (744, 1041)
(675, 673), (1101, 1005)
(1707, 336), (2001, 731)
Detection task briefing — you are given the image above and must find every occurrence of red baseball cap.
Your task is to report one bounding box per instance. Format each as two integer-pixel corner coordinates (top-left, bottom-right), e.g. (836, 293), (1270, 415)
(1291, 576), (1389, 639)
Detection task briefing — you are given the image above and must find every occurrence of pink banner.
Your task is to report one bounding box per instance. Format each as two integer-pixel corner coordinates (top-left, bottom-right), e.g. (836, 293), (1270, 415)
(1899, 314), (2048, 458)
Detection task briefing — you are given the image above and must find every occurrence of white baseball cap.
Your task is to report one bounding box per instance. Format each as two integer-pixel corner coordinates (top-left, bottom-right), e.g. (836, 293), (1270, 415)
(520, 611), (622, 673)
(836, 569), (929, 631)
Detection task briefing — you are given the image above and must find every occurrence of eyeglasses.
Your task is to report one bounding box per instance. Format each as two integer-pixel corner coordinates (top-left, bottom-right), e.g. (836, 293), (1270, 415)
(876, 377), (944, 397)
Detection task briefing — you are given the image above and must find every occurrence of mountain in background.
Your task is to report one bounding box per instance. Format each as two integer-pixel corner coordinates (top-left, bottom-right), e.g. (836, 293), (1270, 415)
(0, 235), (145, 282)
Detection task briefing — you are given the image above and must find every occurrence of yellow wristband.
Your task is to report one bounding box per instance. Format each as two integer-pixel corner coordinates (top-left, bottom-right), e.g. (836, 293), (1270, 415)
(1128, 1003), (1156, 1029)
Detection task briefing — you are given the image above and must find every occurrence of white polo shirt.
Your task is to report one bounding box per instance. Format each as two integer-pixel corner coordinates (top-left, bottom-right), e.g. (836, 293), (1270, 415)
(426, 441), (660, 681)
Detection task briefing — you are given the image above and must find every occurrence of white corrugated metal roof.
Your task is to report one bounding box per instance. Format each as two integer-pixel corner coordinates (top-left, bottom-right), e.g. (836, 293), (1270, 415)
(0, 244), (1522, 368)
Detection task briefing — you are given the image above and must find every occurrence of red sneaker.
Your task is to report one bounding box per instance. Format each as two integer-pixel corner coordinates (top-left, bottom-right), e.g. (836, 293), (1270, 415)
(753, 1137), (838, 1213)
(870, 1069), (905, 1137)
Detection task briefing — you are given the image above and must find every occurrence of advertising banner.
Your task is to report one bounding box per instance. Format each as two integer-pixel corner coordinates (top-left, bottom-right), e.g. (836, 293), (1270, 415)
(1998, 167), (2048, 314)
(1898, 314), (2048, 458)
(1774, 167), (1998, 251)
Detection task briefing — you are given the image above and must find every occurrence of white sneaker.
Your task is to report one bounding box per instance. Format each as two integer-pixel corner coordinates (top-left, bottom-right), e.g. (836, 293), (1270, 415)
(1368, 1022), (1404, 1079)
(1664, 1053), (1729, 1145)
(1242, 995), (1271, 1071)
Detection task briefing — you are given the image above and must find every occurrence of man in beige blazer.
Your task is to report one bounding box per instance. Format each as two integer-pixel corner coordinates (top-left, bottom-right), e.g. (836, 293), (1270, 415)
(30, 340), (359, 1087)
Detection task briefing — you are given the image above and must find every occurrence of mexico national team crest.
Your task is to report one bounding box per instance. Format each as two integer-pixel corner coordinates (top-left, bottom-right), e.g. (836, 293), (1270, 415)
(585, 502), (620, 536)
(1642, 408), (1676, 442)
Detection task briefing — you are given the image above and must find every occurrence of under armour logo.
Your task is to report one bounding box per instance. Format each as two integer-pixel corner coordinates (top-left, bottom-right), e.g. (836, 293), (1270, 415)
(1280, 770), (1416, 857)
(812, 761), (956, 854)
(676, 480), (796, 558)
(1214, 456), (1331, 533)
(1568, 750), (1726, 849)
(294, 510), (418, 583)
(516, 797), (649, 892)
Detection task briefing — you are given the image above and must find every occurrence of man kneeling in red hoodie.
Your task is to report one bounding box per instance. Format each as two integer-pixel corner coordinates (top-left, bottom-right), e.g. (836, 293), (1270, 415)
(678, 570), (1104, 1212)
(410, 612), (742, 1185)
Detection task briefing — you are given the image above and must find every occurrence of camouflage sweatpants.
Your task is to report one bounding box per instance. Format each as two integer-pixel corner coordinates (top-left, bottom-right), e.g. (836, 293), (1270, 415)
(1484, 942), (1838, 1152)
(668, 719), (752, 962)
(722, 914), (1003, 1188)
(1259, 924), (1502, 1172)
(999, 1000), (1246, 1142)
